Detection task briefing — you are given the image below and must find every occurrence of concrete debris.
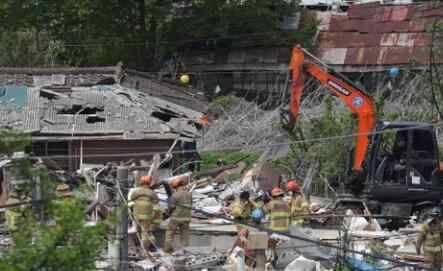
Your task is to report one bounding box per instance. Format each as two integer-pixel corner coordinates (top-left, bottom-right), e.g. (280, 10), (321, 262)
(347, 216), (369, 231)
(193, 185), (215, 194)
(194, 197), (222, 214)
(284, 256), (322, 271)
(0, 152), (435, 271)
(226, 247), (246, 271)
(286, 227), (335, 261)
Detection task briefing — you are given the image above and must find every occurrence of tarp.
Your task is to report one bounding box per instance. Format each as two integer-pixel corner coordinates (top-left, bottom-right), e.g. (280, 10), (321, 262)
(0, 85), (27, 110)
(345, 256), (385, 271)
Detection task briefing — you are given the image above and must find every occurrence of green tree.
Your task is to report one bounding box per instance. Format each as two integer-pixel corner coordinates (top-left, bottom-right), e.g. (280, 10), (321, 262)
(166, 0), (301, 45)
(0, 129), (108, 271)
(0, 199), (107, 271)
(286, 97), (355, 195)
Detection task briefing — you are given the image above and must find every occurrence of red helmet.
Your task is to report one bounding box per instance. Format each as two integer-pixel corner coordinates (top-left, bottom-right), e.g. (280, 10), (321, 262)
(286, 180), (300, 192)
(271, 187), (284, 197)
(139, 175), (153, 186)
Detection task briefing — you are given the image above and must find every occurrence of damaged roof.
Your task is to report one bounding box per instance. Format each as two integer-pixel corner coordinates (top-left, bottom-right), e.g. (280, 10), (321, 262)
(313, 2), (443, 71)
(122, 69), (208, 114)
(0, 64), (208, 114)
(0, 84), (204, 140)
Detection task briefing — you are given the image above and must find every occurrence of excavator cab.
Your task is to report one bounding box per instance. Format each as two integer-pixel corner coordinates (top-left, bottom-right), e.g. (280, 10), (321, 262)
(366, 122), (443, 223)
(286, 46), (443, 224)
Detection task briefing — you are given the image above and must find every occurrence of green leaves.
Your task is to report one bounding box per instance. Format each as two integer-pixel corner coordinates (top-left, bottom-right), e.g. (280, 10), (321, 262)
(0, 129), (30, 155)
(200, 150), (260, 170)
(0, 199), (107, 271)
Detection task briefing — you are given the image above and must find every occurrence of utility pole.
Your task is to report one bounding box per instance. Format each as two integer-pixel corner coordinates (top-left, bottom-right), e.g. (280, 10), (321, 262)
(116, 166), (129, 271)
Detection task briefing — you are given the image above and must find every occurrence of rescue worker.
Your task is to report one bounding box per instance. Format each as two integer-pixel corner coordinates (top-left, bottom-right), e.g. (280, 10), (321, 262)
(5, 190), (24, 233)
(229, 190), (254, 230)
(263, 187), (290, 233)
(286, 180), (309, 226)
(5, 181), (33, 233)
(128, 175), (160, 253)
(416, 207), (443, 270)
(55, 184), (74, 199)
(164, 175), (192, 253)
(263, 187), (290, 265)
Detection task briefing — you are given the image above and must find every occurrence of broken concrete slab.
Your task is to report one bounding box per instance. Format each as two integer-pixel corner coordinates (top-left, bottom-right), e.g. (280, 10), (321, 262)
(284, 255), (322, 271)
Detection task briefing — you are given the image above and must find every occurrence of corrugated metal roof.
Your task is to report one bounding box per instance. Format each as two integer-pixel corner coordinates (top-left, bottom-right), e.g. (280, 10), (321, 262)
(315, 2), (443, 68)
(1, 84), (203, 138)
(380, 33), (415, 47)
(317, 48), (347, 65)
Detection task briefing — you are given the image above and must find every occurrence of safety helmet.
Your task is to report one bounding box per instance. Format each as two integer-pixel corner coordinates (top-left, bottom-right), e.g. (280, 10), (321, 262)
(139, 175), (153, 186)
(171, 175), (190, 189)
(170, 177), (182, 189)
(271, 187), (283, 197)
(56, 184), (73, 197)
(56, 184), (70, 192)
(430, 207), (441, 217)
(251, 208), (264, 223)
(286, 180), (300, 192)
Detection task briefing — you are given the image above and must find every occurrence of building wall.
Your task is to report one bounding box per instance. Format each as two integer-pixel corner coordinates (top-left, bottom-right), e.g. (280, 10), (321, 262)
(32, 139), (187, 172)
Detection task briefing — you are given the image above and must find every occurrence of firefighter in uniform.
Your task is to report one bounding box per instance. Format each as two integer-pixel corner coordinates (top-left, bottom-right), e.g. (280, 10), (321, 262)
(128, 175), (161, 253)
(5, 191), (24, 233)
(416, 207), (443, 270)
(5, 182), (33, 233)
(229, 190), (254, 230)
(286, 180), (309, 226)
(264, 187), (290, 233)
(164, 175), (192, 253)
(263, 187), (290, 264)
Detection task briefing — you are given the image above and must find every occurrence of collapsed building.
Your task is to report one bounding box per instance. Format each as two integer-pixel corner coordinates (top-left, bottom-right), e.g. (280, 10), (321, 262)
(0, 65), (208, 205)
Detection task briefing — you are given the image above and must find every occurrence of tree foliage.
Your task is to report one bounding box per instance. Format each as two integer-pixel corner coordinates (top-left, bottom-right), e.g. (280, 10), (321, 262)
(0, 0), (315, 69)
(0, 199), (107, 271)
(291, 98), (355, 179)
(0, 129), (31, 155)
(0, 129), (107, 271)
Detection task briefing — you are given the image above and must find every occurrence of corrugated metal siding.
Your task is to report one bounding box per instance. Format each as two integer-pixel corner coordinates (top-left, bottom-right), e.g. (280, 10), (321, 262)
(315, 2), (443, 67)
(380, 33), (415, 47)
(317, 48), (347, 65)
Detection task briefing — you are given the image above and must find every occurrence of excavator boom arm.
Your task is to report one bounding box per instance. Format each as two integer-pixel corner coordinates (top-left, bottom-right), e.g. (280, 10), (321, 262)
(289, 47), (376, 171)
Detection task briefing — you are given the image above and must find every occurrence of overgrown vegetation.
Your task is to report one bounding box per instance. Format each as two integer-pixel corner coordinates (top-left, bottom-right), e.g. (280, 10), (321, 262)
(200, 150), (260, 171)
(0, 0), (314, 69)
(0, 199), (107, 271)
(0, 129), (108, 271)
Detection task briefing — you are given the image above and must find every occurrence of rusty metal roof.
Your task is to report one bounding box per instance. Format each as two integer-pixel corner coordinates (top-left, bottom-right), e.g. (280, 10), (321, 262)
(314, 2), (442, 69)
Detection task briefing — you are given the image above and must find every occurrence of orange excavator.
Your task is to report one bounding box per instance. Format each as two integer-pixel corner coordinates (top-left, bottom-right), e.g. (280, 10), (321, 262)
(287, 45), (376, 173)
(285, 45), (443, 225)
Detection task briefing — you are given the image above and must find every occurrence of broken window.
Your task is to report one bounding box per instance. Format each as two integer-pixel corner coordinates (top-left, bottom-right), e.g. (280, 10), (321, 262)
(151, 108), (180, 122)
(86, 115), (105, 124)
(57, 105), (104, 115)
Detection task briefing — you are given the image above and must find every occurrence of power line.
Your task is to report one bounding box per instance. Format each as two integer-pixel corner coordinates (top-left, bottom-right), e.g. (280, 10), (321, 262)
(2, 122), (434, 160)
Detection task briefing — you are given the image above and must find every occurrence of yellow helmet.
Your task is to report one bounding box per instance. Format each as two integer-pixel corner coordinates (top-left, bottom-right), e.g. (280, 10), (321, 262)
(180, 74), (190, 85)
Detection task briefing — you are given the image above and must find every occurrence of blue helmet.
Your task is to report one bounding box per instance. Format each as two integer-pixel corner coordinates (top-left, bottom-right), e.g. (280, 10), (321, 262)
(251, 208), (264, 223)
(389, 67), (400, 78)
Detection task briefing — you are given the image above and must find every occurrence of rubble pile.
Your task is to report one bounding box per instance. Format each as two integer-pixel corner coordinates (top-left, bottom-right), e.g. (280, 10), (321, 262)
(0, 153), (440, 271)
